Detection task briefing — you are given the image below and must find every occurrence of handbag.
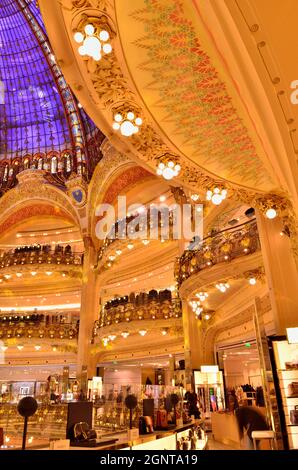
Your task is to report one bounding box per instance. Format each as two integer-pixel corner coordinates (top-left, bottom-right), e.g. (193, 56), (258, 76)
(73, 422), (97, 442)
(290, 406), (298, 425)
(288, 382), (298, 398)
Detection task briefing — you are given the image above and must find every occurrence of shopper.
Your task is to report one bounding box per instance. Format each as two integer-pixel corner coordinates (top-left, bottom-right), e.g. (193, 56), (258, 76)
(235, 406), (268, 449)
(228, 390), (239, 412)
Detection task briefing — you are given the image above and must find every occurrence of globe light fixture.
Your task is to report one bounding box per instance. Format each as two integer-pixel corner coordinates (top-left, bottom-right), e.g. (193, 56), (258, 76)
(112, 111), (142, 137)
(156, 159), (181, 181)
(196, 291), (209, 302)
(206, 187), (227, 206)
(216, 282), (230, 293)
(74, 23), (112, 61)
(265, 208), (277, 219)
(249, 277), (257, 285)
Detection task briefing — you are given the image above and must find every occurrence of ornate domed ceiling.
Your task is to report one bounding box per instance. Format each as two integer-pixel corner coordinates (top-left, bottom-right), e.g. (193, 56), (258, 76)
(0, 0), (104, 175)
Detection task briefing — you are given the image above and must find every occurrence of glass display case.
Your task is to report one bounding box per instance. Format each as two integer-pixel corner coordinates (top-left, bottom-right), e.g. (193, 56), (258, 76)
(194, 367), (225, 418)
(269, 337), (298, 450)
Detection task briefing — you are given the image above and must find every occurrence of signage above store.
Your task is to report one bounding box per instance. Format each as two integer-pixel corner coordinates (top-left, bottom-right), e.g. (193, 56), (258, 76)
(200, 365), (219, 373)
(287, 327), (298, 344)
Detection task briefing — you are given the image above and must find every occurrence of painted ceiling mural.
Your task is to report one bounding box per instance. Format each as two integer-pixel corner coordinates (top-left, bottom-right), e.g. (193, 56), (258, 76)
(114, 0), (275, 190)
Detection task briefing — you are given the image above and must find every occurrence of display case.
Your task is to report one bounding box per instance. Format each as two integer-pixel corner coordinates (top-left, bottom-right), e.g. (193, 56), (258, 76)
(194, 367), (225, 419)
(269, 337), (298, 449)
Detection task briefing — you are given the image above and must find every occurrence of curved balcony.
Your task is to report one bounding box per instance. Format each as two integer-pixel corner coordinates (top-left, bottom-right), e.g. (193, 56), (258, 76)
(0, 248), (83, 270)
(93, 295), (182, 340)
(0, 322), (78, 340)
(176, 220), (260, 287)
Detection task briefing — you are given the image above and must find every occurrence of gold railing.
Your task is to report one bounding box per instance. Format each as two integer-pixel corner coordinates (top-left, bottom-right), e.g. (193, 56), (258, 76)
(0, 250), (83, 270)
(93, 298), (182, 335)
(0, 322), (78, 340)
(176, 220), (260, 286)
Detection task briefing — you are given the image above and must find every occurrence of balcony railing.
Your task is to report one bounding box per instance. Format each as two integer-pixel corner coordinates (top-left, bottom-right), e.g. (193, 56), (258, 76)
(0, 249), (83, 270)
(176, 220), (260, 286)
(0, 322), (78, 340)
(93, 297), (182, 336)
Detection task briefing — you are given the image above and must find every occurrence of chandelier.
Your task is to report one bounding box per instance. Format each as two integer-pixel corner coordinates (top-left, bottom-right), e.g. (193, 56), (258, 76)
(156, 155), (181, 181)
(74, 23), (112, 61)
(112, 110), (143, 137)
(206, 187), (227, 205)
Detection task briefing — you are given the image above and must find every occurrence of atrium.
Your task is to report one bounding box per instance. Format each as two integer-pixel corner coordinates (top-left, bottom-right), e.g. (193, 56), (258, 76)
(0, 0), (297, 452)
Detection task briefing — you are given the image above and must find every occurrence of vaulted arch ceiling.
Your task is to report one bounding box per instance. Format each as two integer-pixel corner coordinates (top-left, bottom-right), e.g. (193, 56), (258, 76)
(39, 0), (298, 215)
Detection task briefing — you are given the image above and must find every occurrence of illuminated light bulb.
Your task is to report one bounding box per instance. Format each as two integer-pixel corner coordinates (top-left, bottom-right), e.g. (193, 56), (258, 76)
(109, 255), (116, 261)
(249, 277), (257, 285)
(211, 194), (223, 205)
(114, 113), (123, 122)
(116, 249), (122, 256)
(31, 272), (37, 276)
(266, 208), (277, 220)
(158, 162), (165, 170)
(127, 243), (134, 250)
(162, 167), (175, 180)
(206, 190), (212, 200)
(28, 436), (34, 444)
(16, 273), (22, 278)
(35, 345), (41, 351)
(84, 35), (101, 55)
(120, 120), (136, 137)
(4, 275), (11, 279)
(205, 314), (210, 320)
(74, 31), (84, 43)
(46, 272), (52, 276)
(142, 240), (150, 246)
(108, 335), (116, 341)
(1, 346), (8, 351)
(214, 187), (220, 194)
(99, 30), (109, 42)
(17, 345), (24, 351)
(159, 195), (166, 202)
(191, 194), (200, 201)
(127, 112), (135, 121)
(85, 24), (95, 36)
(168, 161), (174, 168)
(121, 331), (129, 338)
(5, 436), (10, 443)
(102, 43), (112, 54)
(52, 346), (57, 352)
(161, 329), (168, 336)
(112, 122), (120, 131)
(139, 329), (147, 336)
(135, 117), (143, 126)
(78, 45), (86, 56)
(62, 273), (66, 277)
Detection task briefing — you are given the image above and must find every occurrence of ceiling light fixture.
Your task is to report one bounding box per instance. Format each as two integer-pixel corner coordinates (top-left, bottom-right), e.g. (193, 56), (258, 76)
(156, 157), (181, 181)
(127, 243), (134, 250)
(31, 272), (37, 276)
(249, 277), (257, 285)
(112, 111), (142, 137)
(35, 345), (41, 351)
(195, 292), (209, 302)
(121, 331), (130, 339)
(139, 329), (147, 336)
(17, 345), (24, 351)
(191, 194), (200, 201)
(265, 208), (277, 220)
(206, 187), (227, 206)
(74, 23), (112, 61)
(216, 282), (230, 293)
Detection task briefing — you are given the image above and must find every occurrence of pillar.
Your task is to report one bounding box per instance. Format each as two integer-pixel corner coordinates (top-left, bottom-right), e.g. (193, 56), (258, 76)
(77, 236), (99, 379)
(256, 211), (298, 334)
(182, 300), (205, 390)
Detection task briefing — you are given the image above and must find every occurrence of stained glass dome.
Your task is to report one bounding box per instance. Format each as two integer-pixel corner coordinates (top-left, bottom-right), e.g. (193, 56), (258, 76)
(0, 0), (104, 190)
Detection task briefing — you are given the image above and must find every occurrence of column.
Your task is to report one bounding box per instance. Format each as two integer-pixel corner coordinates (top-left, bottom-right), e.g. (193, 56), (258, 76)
(256, 211), (298, 334)
(182, 300), (205, 390)
(77, 236), (99, 379)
